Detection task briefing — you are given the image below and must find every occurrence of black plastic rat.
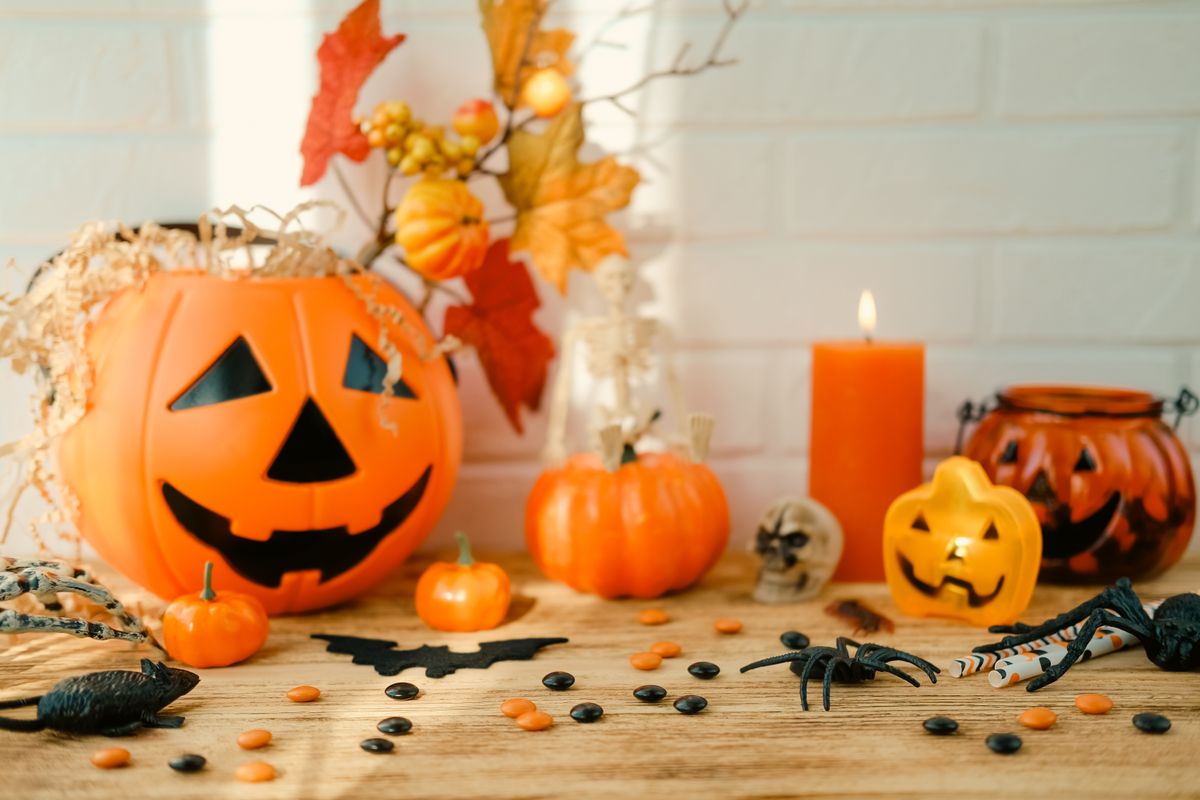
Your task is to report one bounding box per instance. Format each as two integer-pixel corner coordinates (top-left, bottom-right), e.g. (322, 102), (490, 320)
(0, 658), (199, 735)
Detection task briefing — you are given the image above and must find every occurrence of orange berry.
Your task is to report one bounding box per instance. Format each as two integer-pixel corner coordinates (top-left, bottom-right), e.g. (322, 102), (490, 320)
(236, 761), (277, 783)
(90, 747), (130, 769)
(1075, 693), (1113, 715)
(630, 652), (664, 670)
(453, 99), (500, 144)
(237, 729), (272, 750)
(287, 685), (320, 702)
(501, 698), (537, 718)
(367, 128), (386, 148)
(714, 618), (743, 634)
(650, 641), (681, 658)
(521, 69), (571, 118)
(638, 608), (669, 625)
(1018, 707), (1057, 730)
(515, 710), (554, 731)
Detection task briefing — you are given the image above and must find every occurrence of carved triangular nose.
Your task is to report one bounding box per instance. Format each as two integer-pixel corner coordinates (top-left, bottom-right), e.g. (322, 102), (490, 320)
(268, 398), (356, 483)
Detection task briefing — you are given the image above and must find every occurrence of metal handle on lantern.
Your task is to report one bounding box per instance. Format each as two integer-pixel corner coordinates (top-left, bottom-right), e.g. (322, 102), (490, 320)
(1169, 387), (1199, 431)
(953, 397), (993, 455)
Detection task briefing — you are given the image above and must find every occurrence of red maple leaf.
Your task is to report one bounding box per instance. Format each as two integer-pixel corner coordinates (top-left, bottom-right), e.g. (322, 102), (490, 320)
(444, 239), (556, 434)
(299, 0), (404, 186)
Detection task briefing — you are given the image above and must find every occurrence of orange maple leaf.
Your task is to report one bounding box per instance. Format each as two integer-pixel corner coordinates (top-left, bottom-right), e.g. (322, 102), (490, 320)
(479, 0), (574, 108)
(499, 104), (640, 292)
(444, 239), (555, 434)
(299, 0), (404, 186)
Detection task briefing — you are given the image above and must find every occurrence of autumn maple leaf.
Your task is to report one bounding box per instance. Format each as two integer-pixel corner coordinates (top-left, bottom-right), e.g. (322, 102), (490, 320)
(479, 0), (574, 108)
(444, 239), (555, 433)
(499, 104), (640, 292)
(299, 0), (404, 186)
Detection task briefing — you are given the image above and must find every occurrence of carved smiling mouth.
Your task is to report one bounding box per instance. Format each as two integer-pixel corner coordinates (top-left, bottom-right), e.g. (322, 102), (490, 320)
(162, 466), (431, 588)
(1038, 491), (1122, 561)
(898, 554), (1004, 608)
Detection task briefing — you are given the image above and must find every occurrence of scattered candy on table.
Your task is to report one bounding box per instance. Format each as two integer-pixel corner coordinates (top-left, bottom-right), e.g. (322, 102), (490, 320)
(377, 717), (413, 735)
(713, 618), (742, 634)
(688, 661), (720, 679)
(674, 695), (708, 715)
(237, 729), (272, 750)
(634, 685), (667, 703)
(1076, 694), (1114, 715)
(570, 703), (604, 723)
(630, 652), (663, 670)
(91, 748), (131, 769)
(638, 609), (670, 626)
(780, 631), (810, 650)
(986, 733), (1022, 754)
(501, 698), (537, 718)
(168, 754), (206, 773)
(385, 682), (421, 700)
(360, 738), (395, 754)
(516, 711), (554, 731)
(922, 717), (958, 735)
(542, 671), (575, 691)
(287, 685), (321, 703)
(1132, 713), (1171, 734)
(236, 761), (277, 783)
(650, 641), (681, 658)
(1018, 708), (1057, 730)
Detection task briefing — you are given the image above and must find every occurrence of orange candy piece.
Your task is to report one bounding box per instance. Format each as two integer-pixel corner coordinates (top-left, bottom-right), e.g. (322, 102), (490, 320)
(237, 729), (273, 750)
(90, 747), (130, 769)
(638, 609), (669, 625)
(650, 641), (681, 658)
(236, 761), (277, 783)
(629, 652), (664, 670)
(501, 698), (537, 719)
(1075, 693), (1114, 715)
(287, 685), (321, 702)
(515, 710), (554, 731)
(714, 618), (743, 634)
(1018, 707), (1057, 730)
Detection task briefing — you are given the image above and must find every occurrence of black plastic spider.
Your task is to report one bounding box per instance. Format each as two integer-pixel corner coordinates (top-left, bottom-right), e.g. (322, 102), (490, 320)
(972, 577), (1200, 691)
(740, 637), (940, 711)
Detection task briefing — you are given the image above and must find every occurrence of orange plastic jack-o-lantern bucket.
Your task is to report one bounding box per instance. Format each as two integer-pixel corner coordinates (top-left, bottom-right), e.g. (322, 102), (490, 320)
(59, 271), (462, 615)
(961, 385), (1196, 584)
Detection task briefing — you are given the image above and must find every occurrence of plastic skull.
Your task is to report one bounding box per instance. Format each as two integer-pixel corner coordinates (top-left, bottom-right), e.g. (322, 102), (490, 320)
(752, 497), (843, 603)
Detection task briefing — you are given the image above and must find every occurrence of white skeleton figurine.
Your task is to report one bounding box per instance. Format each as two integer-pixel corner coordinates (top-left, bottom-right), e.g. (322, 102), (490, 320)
(0, 556), (149, 643)
(543, 257), (687, 465)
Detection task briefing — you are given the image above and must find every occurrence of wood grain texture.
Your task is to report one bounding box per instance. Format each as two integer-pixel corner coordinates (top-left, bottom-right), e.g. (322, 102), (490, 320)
(2, 553), (1199, 799)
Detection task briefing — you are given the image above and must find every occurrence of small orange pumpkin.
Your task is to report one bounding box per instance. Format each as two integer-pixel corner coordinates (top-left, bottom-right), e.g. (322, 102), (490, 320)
(395, 179), (489, 281)
(525, 452), (730, 598)
(415, 532), (511, 632)
(163, 561), (269, 668)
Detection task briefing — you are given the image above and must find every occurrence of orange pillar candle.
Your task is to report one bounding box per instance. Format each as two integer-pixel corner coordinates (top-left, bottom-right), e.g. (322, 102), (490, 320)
(809, 291), (924, 581)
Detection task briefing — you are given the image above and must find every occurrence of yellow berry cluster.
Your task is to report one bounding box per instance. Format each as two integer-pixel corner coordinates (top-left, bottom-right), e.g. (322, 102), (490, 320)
(364, 101), (479, 178)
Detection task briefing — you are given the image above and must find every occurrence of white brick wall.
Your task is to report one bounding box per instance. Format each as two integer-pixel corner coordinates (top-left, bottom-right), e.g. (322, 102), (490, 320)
(0, 0), (1198, 559)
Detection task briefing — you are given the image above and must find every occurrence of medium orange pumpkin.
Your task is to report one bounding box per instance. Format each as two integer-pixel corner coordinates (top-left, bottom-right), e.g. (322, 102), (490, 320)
(162, 561), (269, 668)
(525, 452), (730, 598)
(415, 532), (511, 632)
(59, 271), (462, 615)
(395, 179), (489, 281)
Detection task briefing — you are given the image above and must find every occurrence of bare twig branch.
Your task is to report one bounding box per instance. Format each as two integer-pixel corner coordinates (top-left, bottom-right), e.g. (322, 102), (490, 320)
(580, 0), (747, 109)
(575, 0), (658, 65)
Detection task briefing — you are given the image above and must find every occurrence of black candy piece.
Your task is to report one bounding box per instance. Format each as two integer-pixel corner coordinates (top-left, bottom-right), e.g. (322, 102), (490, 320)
(1132, 713), (1172, 734)
(384, 682), (420, 700)
(570, 702), (604, 723)
(360, 737), (395, 754)
(674, 695), (708, 715)
(688, 661), (720, 680)
(542, 671), (575, 691)
(923, 716), (959, 735)
(168, 753), (206, 773)
(780, 631), (810, 650)
(377, 716), (413, 735)
(985, 733), (1022, 754)
(633, 685), (667, 703)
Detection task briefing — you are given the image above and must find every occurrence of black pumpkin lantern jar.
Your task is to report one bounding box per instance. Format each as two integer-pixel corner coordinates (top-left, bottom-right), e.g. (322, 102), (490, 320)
(960, 385), (1197, 584)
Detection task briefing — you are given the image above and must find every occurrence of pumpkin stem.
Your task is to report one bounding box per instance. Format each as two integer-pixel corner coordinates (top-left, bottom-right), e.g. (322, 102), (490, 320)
(200, 561), (217, 602)
(455, 532), (475, 567)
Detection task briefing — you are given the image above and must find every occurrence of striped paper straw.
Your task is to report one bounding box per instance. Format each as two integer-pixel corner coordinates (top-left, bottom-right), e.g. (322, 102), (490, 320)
(987, 628), (1138, 687)
(949, 599), (1163, 678)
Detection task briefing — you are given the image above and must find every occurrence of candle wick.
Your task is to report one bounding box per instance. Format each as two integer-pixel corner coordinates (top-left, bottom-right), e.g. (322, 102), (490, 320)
(865, 335), (873, 345)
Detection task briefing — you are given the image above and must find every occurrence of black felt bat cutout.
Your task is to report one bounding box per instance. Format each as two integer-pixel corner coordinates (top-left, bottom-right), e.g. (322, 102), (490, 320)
(312, 634), (569, 678)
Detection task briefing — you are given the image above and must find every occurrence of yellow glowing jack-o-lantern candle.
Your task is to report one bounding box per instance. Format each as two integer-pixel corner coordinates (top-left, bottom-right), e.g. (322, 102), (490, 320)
(883, 456), (1041, 627)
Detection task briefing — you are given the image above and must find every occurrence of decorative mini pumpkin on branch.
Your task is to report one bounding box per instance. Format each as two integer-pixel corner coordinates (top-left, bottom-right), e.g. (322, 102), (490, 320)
(883, 456), (1041, 627)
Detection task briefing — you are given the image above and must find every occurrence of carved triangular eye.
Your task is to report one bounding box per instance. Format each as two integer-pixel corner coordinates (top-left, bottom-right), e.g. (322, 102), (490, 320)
(982, 521), (1000, 540)
(343, 334), (416, 399)
(912, 513), (930, 532)
(999, 440), (1019, 464)
(1074, 448), (1096, 473)
(170, 337), (271, 411)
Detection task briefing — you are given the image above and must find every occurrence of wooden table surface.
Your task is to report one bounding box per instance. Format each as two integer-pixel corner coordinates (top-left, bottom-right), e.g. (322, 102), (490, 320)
(3, 552), (1199, 799)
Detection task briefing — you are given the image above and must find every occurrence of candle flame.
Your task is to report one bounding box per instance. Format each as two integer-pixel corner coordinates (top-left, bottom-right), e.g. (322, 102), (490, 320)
(858, 290), (877, 340)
